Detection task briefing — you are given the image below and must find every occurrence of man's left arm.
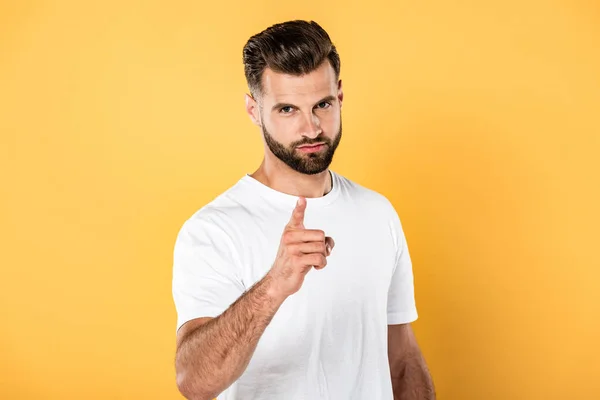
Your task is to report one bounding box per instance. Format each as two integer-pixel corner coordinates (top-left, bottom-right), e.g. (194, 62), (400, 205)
(388, 323), (436, 400)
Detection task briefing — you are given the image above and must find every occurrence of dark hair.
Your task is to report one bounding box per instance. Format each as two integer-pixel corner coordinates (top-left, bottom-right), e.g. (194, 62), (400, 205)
(242, 20), (341, 98)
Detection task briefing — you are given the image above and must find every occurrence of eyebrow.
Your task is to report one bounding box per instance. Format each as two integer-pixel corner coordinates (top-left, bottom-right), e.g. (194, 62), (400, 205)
(271, 95), (337, 112)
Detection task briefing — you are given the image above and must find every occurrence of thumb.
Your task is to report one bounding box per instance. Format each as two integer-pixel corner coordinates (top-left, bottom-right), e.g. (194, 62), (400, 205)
(287, 197), (306, 229)
(325, 236), (335, 255)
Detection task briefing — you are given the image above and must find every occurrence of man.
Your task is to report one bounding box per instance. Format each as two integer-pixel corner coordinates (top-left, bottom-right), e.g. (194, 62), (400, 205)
(172, 20), (435, 400)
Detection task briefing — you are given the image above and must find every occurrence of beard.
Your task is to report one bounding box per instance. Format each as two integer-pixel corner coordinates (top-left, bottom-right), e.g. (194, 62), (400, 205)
(261, 119), (342, 175)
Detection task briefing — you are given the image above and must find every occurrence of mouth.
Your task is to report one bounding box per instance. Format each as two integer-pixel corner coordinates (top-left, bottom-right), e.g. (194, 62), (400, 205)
(296, 143), (326, 153)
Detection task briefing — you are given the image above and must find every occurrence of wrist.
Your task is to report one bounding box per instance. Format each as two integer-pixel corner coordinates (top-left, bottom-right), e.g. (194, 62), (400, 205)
(263, 272), (288, 305)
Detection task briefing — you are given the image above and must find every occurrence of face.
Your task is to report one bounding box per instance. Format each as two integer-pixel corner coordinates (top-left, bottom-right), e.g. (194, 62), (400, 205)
(246, 60), (344, 175)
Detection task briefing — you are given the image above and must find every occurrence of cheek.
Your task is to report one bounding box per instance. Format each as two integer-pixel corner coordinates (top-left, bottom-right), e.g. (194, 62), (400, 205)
(268, 116), (300, 138)
(320, 112), (340, 132)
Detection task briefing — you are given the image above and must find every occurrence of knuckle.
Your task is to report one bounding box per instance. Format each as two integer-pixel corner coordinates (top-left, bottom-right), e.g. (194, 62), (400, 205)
(314, 254), (325, 265)
(288, 243), (299, 255)
(283, 230), (294, 243)
(305, 254), (316, 266)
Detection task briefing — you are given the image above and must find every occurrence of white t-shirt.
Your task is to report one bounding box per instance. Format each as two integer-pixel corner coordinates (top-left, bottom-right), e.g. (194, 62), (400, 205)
(172, 170), (418, 400)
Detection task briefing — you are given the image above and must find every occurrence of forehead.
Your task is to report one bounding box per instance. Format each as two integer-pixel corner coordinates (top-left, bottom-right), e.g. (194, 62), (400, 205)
(261, 61), (337, 104)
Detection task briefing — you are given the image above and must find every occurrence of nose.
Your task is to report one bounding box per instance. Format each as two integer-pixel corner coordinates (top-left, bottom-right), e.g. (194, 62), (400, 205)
(300, 111), (322, 138)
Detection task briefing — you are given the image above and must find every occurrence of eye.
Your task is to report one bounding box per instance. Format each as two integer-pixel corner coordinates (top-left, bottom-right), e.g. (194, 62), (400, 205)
(280, 106), (294, 114)
(316, 101), (331, 109)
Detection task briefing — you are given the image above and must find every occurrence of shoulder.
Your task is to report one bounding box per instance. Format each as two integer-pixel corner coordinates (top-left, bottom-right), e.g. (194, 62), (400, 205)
(334, 171), (400, 217)
(333, 171), (407, 252)
(176, 178), (254, 244)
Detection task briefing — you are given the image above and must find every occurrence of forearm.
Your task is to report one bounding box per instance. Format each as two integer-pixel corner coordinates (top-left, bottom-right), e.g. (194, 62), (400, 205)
(391, 351), (435, 400)
(175, 273), (286, 399)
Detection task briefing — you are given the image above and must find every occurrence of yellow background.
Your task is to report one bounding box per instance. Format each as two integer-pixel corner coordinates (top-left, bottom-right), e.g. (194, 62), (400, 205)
(2, 0), (599, 399)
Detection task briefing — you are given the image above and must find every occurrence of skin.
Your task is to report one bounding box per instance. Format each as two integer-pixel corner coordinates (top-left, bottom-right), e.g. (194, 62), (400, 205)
(174, 59), (435, 399)
(245, 59), (343, 199)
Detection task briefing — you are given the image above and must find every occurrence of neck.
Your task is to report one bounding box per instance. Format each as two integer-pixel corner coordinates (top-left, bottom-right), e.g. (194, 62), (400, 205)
(250, 158), (332, 198)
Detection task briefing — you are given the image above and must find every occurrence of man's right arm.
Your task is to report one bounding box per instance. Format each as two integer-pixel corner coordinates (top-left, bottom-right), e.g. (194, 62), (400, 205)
(175, 272), (286, 400)
(174, 197), (334, 400)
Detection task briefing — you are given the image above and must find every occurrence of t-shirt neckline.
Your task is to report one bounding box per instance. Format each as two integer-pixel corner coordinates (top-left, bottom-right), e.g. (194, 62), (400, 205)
(240, 169), (341, 207)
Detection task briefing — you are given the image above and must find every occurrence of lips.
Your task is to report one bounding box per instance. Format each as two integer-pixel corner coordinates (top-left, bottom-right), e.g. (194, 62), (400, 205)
(297, 143), (326, 153)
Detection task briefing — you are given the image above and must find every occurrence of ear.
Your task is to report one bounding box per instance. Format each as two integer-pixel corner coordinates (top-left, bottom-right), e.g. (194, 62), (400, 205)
(245, 93), (261, 127)
(337, 79), (344, 109)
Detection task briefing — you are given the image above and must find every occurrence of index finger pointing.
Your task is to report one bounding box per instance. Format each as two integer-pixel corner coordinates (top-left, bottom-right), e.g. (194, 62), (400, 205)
(287, 196), (306, 229)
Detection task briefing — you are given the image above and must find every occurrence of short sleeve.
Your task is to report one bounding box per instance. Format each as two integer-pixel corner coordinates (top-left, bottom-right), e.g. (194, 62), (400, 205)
(172, 216), (246, 333)
(387, 208), (419, 325)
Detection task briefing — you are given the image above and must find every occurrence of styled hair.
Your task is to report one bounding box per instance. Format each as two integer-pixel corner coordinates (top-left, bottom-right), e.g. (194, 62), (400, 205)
(242, 20), (341, 98)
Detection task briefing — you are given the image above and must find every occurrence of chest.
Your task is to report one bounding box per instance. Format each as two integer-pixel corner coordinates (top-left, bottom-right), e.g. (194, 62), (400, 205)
(236, 208), (397, 309)
(233, 208), (396, 383)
